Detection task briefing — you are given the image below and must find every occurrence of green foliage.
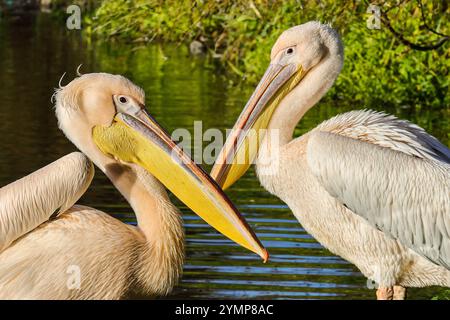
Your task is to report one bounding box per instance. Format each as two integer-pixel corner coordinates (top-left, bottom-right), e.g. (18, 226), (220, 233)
(86, 0), (449, 111)
(432, 289), (450, 300)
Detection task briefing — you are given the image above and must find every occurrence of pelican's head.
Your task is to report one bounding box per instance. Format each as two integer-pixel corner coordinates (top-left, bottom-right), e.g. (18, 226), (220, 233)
(54, 73), (268, 261)
(55, 73), (146, 142)
(269, 21), (343, 75)
(211, 21), (343, 189)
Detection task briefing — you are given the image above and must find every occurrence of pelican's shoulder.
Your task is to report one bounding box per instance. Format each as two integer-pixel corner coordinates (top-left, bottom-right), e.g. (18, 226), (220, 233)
(312, 110), (450, 164)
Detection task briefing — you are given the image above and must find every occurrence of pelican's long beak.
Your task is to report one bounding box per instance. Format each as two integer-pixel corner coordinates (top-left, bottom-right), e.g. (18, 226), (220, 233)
(211, 63), (304, 190)
(92, 108), (268, 261)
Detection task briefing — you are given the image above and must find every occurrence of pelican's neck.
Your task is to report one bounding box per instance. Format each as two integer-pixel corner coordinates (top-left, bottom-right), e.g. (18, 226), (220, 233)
(103, 162), (184, 295)
(62, 125), (184, 294)
(103, 163), (183, 244)
(271, 53), (341, 145)
(257, 48), (343, 167)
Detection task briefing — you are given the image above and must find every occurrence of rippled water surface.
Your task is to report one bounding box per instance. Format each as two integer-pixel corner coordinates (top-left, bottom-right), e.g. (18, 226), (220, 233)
(0, 14), (448, 300)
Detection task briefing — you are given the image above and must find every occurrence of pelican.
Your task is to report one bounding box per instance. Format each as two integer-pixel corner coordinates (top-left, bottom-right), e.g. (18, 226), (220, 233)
(0, 73), (267, 299)
(211, 21), (450, 300)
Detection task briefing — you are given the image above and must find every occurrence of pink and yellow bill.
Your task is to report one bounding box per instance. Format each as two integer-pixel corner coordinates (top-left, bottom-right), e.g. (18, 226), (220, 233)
(211, 63), (304, 190)
(92, 107), (268, 261)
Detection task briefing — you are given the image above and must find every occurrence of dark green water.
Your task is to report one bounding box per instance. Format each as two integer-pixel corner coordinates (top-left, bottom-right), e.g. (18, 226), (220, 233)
(0, 14), (448, 299)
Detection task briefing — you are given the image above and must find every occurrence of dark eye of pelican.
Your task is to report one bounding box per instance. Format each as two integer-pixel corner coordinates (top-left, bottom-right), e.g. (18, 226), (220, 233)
(286, 48), (294, 55)
(119, 96), (128, 104)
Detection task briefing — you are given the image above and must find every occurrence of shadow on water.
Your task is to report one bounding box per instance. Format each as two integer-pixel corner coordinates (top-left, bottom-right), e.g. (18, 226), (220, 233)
(0, 13), (448, 300)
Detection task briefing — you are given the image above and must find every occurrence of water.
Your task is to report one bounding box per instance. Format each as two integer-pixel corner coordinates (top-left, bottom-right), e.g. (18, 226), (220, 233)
(0, 14), (448, 300)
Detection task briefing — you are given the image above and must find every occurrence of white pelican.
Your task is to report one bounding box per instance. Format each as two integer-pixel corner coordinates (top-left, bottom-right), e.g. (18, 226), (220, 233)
(211, 21), (450, 300)
(0, 73), (267, 299)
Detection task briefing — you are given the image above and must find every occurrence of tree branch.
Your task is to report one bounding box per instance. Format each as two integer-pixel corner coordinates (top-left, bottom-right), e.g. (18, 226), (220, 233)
(380, 2), (449, 51)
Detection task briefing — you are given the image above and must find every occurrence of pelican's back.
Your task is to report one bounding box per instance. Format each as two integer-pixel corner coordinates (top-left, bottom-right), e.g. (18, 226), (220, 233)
(306, 110), (450, 270)
(0, 205), (148, 299)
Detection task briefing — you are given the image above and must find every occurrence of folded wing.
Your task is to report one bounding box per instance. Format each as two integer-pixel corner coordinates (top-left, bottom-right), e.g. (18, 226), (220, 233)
(306, 111), (450, 269)
(0, 152), (94, 252)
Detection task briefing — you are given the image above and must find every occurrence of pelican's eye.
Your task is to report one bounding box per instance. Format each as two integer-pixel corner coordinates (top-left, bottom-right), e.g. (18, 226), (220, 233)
(114, 94), (142, 116)
(119, 96), (128, 104)
(286, 47), (294, 55)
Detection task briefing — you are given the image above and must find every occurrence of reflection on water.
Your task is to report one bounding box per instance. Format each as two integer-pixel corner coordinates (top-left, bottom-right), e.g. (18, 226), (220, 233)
(0, 14), (448, 300)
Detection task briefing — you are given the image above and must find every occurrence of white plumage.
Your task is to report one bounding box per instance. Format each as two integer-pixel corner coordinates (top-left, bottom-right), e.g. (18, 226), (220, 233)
(309, 111), (450, 269)
(0, 154), (184, 300)
(0, 74), (188, 299)
(255, 110), (450, 299)
(0, 73), (265, 299)
(213, 21), (450, 299)
(0, 153), (94, 252)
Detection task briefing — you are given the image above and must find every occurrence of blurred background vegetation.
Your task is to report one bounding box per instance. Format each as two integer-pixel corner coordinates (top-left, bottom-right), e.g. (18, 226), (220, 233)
(2, 0), (448, 112)
(81, 0), (449, 112)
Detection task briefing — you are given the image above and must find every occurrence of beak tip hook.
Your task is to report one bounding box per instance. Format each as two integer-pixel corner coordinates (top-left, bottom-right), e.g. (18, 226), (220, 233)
(261, 248), (269, 263)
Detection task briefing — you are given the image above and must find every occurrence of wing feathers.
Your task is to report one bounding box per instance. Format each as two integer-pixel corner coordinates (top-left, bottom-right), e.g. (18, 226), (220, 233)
(315, 110), (450, 164)
(307, 113), (450, 269)
(0, 152), (94, 252)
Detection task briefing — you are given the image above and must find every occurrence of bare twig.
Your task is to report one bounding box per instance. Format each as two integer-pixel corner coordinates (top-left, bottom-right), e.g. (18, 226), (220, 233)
(380, 1), (449, 51)
(416, 0), (449, 38)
